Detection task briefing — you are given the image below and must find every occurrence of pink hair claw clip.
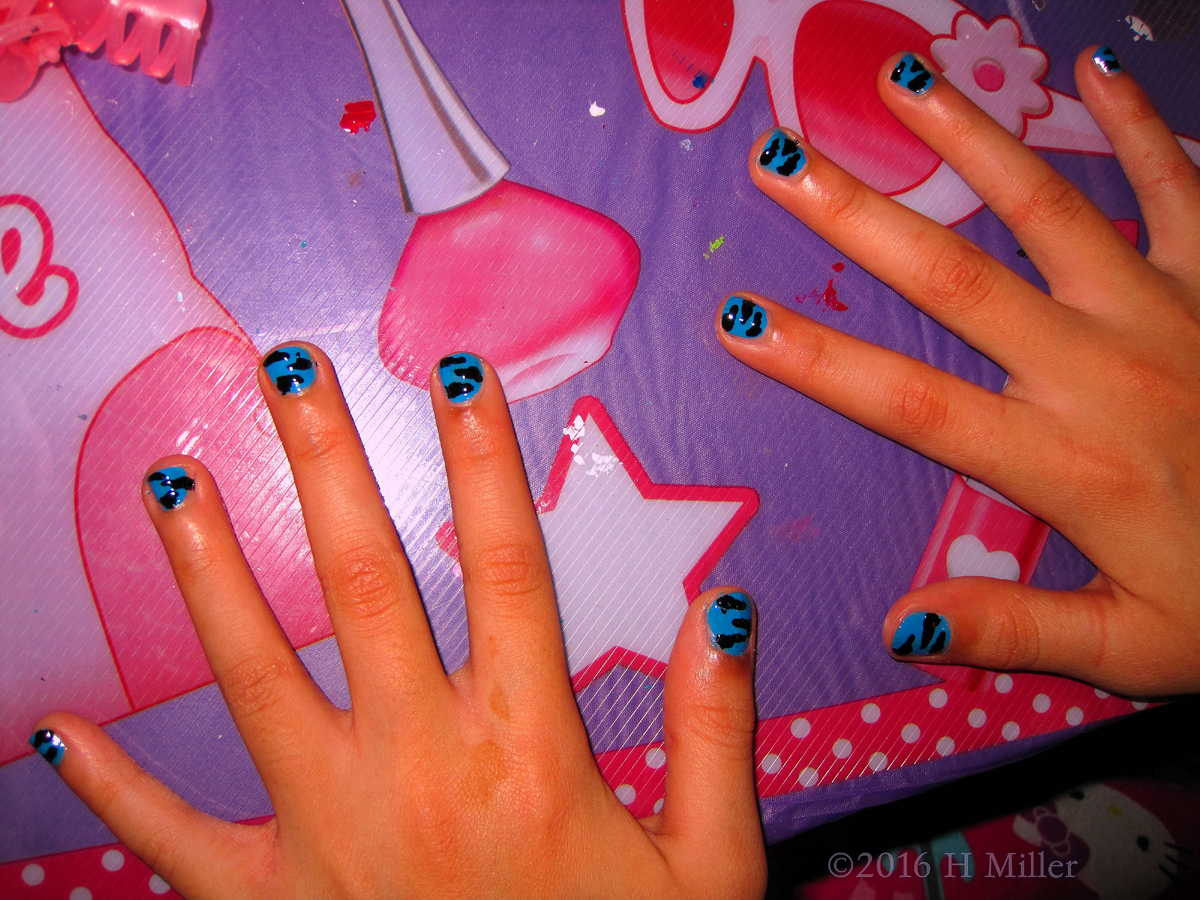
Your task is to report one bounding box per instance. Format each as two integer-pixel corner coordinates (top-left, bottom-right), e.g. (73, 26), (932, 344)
(69, 0), (205, 85)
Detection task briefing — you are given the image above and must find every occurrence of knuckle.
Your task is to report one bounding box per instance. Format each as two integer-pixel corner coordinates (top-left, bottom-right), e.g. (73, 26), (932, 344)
(1009, 173), (1091, 233)
(289, 417), (357, 471)
(468, 540), (551, 602)
(220, 652), (294, 720)
(665, 696), (755, 760)
(887, 376), (951, 437)
(816, 176), (873, 229)
(989, 600), (1041, 670)
(917, 240), (1000, 315)
(325, 544), (401, 624)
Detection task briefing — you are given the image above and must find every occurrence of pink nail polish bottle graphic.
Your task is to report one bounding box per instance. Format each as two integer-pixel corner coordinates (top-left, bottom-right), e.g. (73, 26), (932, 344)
(340, 0), (642, 402)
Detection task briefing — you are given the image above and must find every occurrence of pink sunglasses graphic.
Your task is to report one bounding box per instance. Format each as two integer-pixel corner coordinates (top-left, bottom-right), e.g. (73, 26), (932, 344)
(623, 0), (1200, 225)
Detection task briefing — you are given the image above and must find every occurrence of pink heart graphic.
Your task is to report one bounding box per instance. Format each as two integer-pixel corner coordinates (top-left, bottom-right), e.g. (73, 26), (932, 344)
(76, 327), (326, 710)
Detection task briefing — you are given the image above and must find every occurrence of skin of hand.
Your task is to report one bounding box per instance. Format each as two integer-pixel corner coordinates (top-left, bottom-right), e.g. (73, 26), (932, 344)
(718, 47), (1200, 696)
(32, 345), (767, 899)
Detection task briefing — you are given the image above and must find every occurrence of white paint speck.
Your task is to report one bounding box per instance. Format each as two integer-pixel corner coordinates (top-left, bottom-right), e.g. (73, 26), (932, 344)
(589, 101), (606, 117)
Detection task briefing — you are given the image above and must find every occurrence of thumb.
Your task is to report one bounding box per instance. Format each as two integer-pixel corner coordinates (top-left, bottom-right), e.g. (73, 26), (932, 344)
(883, 576), (1186, 695)
(655, 587), (765, 900)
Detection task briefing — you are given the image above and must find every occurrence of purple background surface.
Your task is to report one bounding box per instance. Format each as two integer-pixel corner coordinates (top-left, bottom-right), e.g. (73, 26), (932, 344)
(3, 0), (1197, 862)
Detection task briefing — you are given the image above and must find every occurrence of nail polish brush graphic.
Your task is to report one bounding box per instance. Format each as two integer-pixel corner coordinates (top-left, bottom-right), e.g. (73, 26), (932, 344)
(340, 0), (641, 402)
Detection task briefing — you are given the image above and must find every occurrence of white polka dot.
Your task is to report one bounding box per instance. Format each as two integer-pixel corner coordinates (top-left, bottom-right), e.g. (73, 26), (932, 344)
(644, 747), (666, 769)
(1001, 721), (1020, 741)
(653, 798), (664, 814)
(760, 753), (783, 775)
(929, 688), (948, 708)
(968, 708), (987, 728)
(867, 752), (888, 772)
(797, 767), (820, 787)
(102, 849), (125, 872)
(936, 736), (956, 756)
(1032, 694), (1051, 714)
(21, 864), (45, 886)
(994, 674), (1013, 693)
(1066, 707), (1084, 727)
(1132, 701), (1149, 711)
(831, 738), (853, 759)
(901, 723), (921, 743)
(789, 717), (812, 739)
(149, 875), (172, 894)
(860, 703), (881, 724)
(1094, 688), (1110, 699)
(614, 784), (637, 805)
(70, 888), (92, 900)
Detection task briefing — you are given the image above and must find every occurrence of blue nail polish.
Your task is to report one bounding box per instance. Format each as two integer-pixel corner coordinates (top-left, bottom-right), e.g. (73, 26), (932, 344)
(29, 729), (66, 766)
(438, 352), (484, 403)
(147, 466), (195, 511)
(758, 129), (806, 177)
(1092, 46), (1121, 75)
(890, 54), (933, 94)
(707, 592), (754, 656)
(721, 297), (767, 339)
(891, 612), (950, 656)
(263, 346), (316, 395)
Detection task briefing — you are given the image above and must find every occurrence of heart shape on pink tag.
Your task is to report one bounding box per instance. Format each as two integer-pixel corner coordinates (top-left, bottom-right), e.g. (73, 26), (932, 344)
(946, 534), (1021, 581)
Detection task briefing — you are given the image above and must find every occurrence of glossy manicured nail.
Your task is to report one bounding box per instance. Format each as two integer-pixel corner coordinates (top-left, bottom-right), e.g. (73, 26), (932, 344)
(1092, 46), (1121, 75)
(891, 612), (950, 656)
(438, 352), (484, 403)
(708, 592), (754, 656)
(29, 729), (66, 766)
(890, 53), (933, 94)
(757, 128), (807, 177)
(263, 346), (316, 395)
(721, 296), (767, 339)
(147, 466), (195, 511)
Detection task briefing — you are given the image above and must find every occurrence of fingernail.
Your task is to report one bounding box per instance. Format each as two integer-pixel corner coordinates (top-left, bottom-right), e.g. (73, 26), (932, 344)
(891, 612), (950, 656)
(708, 592), (754, 656)
(1092, 46), (1122, 75)
(890, 53), (933, 94)
(29, 729), (66, 766)
(263, 346), (316, 395)
(721, 296), (768, 339)
(438, 352), (484, 403)
(757, 128), (807, 177)
(147, 466), (195, 511)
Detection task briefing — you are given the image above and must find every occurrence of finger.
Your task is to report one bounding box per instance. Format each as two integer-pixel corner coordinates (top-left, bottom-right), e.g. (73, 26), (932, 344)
(1074, 45), (1200, 270)
(748, 127), (1070, 377)
(29, 713), (271, 900)
(655, 588), (766, 899)
(883, 577), (1200, 696)
(430, 353), (573, 710)
(142, 456), (334, 789)
(258, 344), (448, 714)
(716, 293), (1036, 493)
(877, 52), (1145, 307)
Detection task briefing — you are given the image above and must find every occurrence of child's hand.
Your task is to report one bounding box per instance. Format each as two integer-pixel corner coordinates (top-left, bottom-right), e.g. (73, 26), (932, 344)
(718, 47), (1200, 696)
(32, 347), (766, 899)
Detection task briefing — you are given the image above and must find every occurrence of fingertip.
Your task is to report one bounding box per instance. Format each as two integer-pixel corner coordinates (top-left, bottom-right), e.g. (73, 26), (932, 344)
(701, 587), (757, 661)
(885, 606), (953, 659)
(259, 341), (326, 398)
(749, 126), (812, 187)
(142, 455), (207, 515)
(430, 351), (493, 407)
(716, 294), (772, 345)
(879, 50), (939, 99)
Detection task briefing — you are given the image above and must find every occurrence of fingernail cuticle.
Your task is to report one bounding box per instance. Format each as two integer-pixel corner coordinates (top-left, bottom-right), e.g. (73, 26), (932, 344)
(758, 128), (807, 177)
(1092, 46), (1122, 75)
(147, 466), (195, 511)
(439, 352), (484, 403)
(890, 53), (933, 94)
(891, 612), (950, 656)
(708, 592), (754, 656)
(721, 297), (768, 339)
(29, 729), (66, 766)
(263, 346), (316, 395)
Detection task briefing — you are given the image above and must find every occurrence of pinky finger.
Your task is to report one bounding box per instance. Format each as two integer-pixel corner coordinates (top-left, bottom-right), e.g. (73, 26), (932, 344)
(29, 713), (270, 900)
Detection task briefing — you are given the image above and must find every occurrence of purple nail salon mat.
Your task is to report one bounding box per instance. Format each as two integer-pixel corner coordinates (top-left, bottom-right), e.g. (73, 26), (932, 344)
(2, 0), (1197, 881)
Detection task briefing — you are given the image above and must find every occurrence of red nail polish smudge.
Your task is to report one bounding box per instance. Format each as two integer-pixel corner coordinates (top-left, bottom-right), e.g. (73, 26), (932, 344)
(340, 100), (377, 134)
(795, 262), (849, 311)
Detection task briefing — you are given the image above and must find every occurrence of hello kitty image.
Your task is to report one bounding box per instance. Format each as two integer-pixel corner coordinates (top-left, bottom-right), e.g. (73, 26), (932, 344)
(1013, 783), (1185, 900)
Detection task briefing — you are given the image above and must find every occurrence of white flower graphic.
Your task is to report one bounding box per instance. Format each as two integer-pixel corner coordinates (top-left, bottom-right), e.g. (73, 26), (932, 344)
(931, 14), (1050, 136)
